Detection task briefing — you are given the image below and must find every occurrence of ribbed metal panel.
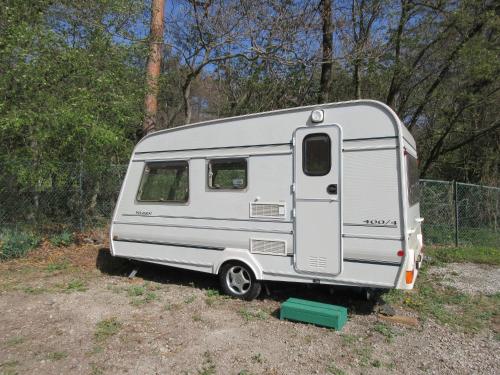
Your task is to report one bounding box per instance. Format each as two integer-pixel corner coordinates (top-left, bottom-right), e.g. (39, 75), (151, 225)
(250, 238), (287, 255)
(250, 202), (286, 218)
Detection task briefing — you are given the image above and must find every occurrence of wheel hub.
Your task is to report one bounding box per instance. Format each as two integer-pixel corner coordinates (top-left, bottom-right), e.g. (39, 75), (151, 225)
(226, 266), (251, 295)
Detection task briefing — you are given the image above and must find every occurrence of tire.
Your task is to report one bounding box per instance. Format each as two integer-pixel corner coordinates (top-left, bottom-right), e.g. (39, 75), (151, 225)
(219, 262), (261, 301)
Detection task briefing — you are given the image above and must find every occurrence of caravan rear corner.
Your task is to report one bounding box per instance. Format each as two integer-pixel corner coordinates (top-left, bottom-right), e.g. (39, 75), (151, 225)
(110, 100), (424, 300)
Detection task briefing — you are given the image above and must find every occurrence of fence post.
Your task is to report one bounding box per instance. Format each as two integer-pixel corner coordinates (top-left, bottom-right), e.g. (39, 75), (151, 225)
(79, 161), (84, 232)
(453, 180), (459, 247)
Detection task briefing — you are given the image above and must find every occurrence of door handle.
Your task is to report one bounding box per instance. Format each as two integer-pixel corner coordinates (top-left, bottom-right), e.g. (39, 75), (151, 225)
(326, 184), (337, 194)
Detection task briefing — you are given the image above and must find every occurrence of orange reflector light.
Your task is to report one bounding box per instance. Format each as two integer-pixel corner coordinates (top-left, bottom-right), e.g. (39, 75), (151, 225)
(397, 250), (404, 257)
(405, 270), (414, 284)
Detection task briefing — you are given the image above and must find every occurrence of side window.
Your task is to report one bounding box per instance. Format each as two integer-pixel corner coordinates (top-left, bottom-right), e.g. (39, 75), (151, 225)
(406, 153), (420, 206)
(137, 161), (189, 202)
(303, 133), (331, 176)
(208, 158), (247, 189)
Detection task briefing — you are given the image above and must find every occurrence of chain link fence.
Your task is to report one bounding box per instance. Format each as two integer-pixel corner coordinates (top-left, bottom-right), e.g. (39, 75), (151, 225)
(0, 162), (127, 235)
(420, 179), (499, 247)
(0, 163), (498, 247)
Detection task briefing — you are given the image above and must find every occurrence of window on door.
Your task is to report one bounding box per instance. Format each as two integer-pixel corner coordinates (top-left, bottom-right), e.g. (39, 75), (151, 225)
(303, 133), (331, 176)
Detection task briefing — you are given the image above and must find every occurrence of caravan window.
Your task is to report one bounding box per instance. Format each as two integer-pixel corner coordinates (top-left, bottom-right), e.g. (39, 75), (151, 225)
(208, 158), (247, 189)
(137, 161), (189, 202)
(303, 133), (331, 176)
(406, 153), (420, 206)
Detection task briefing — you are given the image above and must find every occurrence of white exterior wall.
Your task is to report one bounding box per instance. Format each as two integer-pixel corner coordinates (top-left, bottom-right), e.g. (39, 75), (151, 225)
(111, 100), (417, 289)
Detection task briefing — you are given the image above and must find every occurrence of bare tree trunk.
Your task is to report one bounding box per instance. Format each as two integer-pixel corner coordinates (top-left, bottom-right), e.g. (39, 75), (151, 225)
(353, 61), (361, 99)
(183, 77), (193, 124)
(318, 0), (333, 104)
(386, 0), (408, 109)
(142, 0), (165, 136)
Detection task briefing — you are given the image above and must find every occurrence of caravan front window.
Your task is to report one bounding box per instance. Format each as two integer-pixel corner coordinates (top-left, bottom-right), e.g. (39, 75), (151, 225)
(406, 153), (420, 206)
(137, 161), (189, 202)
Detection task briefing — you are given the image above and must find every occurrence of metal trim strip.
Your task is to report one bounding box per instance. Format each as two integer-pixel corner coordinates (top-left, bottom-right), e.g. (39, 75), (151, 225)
(113, 237), (225, 251)
(113, 220), (293, 234)
(343, 258), (401, 266)
(121, 213), (292, 223)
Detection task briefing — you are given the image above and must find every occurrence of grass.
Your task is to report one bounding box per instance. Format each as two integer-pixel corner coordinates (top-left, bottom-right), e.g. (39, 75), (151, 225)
(251, 353), (263, 364)
(0, 229), (40, 260)
(355, 346), (373, 367)
(340, 333), (358, 345)
(131, 291), (158, 306)
(22, 286), (47, 295)
(49, 231), (74, 247)
(127, 285), (145, 297)
(46, 351), (67, 361)
(0, 360), (19, 375)
(326, 363), (346, 374)
(238, 308), (268, 322)
(65, 279), (87, 292)
(425, 246), (500, 265)
(205, 289), (219, 297)
(94, 317), (122, 342)
(382, 264), (499, 333)
(192, 313), (203, 322)
(423, 226), (499, 248)
(204, 288), (228, 306)
(198, 351), (216, 375)
(46, 260), (70, 272)
(184, 295), (196, 304)
(4, 336), (24, 347)
(90, 362), (104, 375)
(373, 322), (396, 342)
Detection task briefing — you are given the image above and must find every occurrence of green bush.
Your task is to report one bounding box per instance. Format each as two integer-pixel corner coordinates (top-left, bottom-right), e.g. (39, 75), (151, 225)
(49, 231), (74, 247)
(0, 229), (41, 260)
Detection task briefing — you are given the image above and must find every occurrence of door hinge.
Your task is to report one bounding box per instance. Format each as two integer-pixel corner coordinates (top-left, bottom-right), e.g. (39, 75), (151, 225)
(292, 137), (296, 146)
(291, 183), (296, 193)
(292, 208), (296, 218)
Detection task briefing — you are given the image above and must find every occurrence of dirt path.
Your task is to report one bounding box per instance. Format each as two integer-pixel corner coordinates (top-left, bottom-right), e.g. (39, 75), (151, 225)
(0, 244), (499, 375)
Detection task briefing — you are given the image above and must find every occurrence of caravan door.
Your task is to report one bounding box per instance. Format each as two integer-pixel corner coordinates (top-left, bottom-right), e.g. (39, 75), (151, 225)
(293, 125), (343, 276)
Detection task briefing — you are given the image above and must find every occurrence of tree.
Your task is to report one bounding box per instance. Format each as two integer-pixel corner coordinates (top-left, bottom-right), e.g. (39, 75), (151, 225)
(143, 0), (165, 136)
(318, 0), (334, 103)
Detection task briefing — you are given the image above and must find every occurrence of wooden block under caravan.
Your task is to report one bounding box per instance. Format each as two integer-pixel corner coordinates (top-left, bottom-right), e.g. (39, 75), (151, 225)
(280, 298), (348, 330)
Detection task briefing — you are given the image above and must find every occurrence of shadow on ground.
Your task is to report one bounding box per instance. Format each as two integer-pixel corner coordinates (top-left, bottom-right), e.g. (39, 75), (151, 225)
(96, 248), (381, 315)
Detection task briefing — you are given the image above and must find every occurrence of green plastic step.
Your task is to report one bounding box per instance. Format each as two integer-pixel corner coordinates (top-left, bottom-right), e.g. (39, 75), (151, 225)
(279, 298), (348, 330)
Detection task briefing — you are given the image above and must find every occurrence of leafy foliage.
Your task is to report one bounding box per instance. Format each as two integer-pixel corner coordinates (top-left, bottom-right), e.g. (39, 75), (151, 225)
(0, 229), (41, 260)
(0, 0), (145, 191)
(49, 230), (74, 247)
(0, 0), (498, 199)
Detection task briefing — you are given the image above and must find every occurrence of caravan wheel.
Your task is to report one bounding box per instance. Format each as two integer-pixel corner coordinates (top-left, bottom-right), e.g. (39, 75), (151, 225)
(219, 262), (261, 301)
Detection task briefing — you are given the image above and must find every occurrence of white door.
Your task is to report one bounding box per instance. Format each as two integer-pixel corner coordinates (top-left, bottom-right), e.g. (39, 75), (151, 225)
(293, 125), (342, 276)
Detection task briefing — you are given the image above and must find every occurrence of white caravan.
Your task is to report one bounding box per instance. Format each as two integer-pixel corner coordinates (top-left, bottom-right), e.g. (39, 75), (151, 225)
(110, 100), (424, 300)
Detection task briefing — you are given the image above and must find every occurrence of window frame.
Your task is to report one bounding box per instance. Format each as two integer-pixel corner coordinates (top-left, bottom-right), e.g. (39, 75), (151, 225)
(206, 157), (248, 191)
(302, 132), (332, 176)
(136, 160), (190, 204)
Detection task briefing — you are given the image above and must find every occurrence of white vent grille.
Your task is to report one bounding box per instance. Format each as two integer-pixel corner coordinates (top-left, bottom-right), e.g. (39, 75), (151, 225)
(250, 202), (286, 218)
(308, 256), (327, 270)
(250, 239), (287, 256)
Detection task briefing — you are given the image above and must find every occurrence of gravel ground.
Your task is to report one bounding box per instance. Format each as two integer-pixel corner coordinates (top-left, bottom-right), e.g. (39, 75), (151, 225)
(0, 244), (499, 375)
(428, 263), (500, 295)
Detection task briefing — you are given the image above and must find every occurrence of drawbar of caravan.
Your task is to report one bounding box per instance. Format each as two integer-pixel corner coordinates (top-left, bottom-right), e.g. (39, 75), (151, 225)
(110, 100), (424, 300)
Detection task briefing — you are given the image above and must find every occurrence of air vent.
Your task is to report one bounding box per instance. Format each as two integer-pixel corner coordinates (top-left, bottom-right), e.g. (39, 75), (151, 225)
(250, 239), (287, 256)
(308, 256), (327, 270)
(250, 202), (286, 219)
